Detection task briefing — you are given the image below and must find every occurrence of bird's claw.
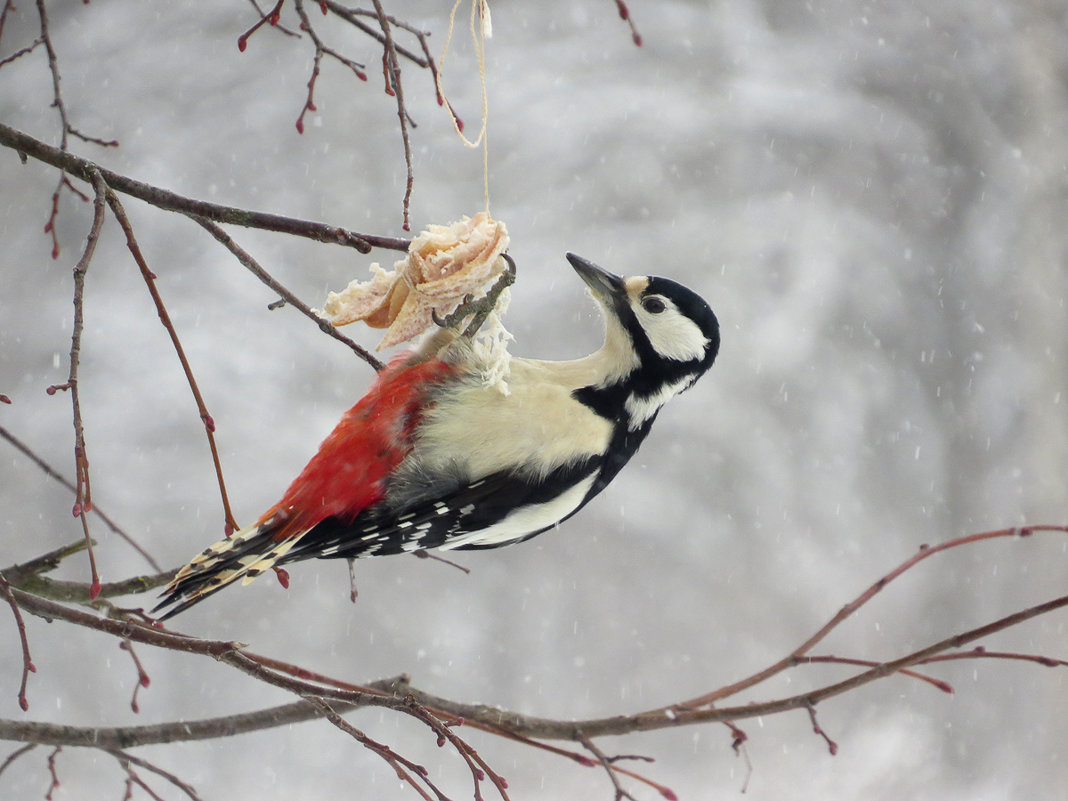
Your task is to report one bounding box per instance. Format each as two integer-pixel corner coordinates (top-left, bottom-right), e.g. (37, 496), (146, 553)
(432, 253), (517, 337)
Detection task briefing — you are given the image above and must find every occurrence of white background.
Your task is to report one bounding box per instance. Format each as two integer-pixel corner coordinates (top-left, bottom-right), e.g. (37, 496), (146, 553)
(1, 2), (1066, 799)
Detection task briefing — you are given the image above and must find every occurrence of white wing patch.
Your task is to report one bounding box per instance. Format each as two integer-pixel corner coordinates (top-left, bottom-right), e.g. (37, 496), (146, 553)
(438, 472), (598, 549)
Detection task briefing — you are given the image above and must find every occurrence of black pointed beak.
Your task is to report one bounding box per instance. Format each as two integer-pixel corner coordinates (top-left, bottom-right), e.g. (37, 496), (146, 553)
(566, 253), (626, 300)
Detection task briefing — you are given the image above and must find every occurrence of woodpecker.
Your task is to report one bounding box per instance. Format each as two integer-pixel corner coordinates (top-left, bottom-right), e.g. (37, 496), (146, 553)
(154, 253), (720, 618)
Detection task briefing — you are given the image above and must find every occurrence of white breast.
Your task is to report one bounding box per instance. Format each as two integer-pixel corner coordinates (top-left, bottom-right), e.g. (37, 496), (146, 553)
(415, 356), (616, 481)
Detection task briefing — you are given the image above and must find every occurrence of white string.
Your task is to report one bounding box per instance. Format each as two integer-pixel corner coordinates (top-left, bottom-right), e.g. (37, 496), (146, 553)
(437, 0), (492, 213)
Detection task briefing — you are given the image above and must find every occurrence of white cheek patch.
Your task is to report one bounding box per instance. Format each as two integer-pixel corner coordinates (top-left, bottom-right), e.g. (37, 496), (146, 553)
(637, 300), (709, 363)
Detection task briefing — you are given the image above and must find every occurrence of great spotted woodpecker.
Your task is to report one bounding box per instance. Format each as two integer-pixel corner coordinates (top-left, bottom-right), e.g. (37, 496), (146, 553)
(154, 253), (719, 618)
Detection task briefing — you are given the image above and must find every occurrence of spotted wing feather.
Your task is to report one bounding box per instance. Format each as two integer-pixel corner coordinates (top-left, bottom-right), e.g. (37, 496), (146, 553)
(285, 457), (600, 560)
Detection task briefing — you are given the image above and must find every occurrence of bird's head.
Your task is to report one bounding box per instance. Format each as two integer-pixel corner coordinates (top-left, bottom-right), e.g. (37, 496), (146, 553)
(567, 252), (720, 390)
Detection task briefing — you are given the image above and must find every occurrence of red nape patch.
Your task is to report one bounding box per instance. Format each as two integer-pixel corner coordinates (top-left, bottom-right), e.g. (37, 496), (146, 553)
(258, 357), (458, 540)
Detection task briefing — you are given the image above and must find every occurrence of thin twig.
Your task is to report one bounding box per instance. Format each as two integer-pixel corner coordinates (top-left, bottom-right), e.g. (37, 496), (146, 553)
(0, 36), (44, 68)
(405, 699), (512, 801)
(0, 573), (35, 710)
(249, 0), (301, 38)
(47, 169), (109, 599)
(0, 0), (19, 44)
(239, 650), (404, 699)
(237, 0), (284, 51)
(392, 588), (1068, 740)
(36, 0), (70, 259)
(804, 702), (839, 755)
(321, 1), (430, 67)
(673, 524), (1068, 710)
(371, 0), (415, 230)
(104, 189), (240, 534)
(295, 15), (324, 134)
(347, 556), (359, 601)
(189, 215), (385, 371)
(65, 125), (118, 148)
(293, 0), (368, 134)
(921, 647), (1068, 670)
(609, 0), (643, 47)
(0, 743), (36, 781)
(795, 655), (954, 693)
(722, 720), (753, 793)
(44, 746), (61, 800)
(304, 696), (445, 801)
(106, 749), (203, 801)
(0, 539), (91, 587)
(119, 640), (152, 713)
(0, 426), (161, 570)
(412, 548), (472, 574)
(578, 734), (639, 801)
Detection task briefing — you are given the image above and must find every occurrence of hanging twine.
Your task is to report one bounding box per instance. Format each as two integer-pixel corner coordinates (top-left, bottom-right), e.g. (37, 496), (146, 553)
(437, 0), (493, 213)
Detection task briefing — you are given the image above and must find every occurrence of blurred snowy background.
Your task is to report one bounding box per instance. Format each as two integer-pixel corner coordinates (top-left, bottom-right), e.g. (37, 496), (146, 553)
(1, 1), (1066, 799)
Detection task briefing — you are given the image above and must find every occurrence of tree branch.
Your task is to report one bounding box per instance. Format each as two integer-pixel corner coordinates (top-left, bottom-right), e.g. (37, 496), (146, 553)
(0, 123), (410, 254)
(189, 217), (385, 371)
(0, 428), (160, 571)
(671, 525), (1068, 710)
(0, 694), (388, 749)
(371, 0), (415, 230)
(4, 556), (1066, 747)
(44, 169), (109, 598)
(104, 188), (240, 535)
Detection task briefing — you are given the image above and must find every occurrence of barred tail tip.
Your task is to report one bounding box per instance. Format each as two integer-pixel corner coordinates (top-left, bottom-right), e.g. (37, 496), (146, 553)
(153, 523), (301, 620)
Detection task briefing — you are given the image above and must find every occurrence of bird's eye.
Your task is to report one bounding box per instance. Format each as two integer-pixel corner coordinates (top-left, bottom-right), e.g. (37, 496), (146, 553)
(642, 296), (667, 314)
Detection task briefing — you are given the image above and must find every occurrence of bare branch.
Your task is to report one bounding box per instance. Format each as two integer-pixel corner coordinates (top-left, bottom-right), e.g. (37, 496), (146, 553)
(672, 524), (1068, 710)
(0, 539), (92, 586)
(608, 0), (643, 47)
(189, 216), (385, 371)
(321, 1), (431, 68)
(0, 36), (43, 68)
(237, 0), (284, 52)
(0, 693), (399, 749)
(0, 574), (35, 711)
(248, 0), (301, 39)
(0, 0), (21, 46)
(305, 697), (450, 801)
(0, 743), (36, 781)
(0, 427), (161, 571)
(104, 188), (240, 535)
(0, 123), (410, 254)
(45, 169), (110, 599)
(293, 0), (368, 134)
(4, 548), (1066, 749)
(44, 746), (61, 800)
(922, 647), (1068, 670)
(794, 655), (954, 694)
(371, 0), (415, 230)
(106, 749), (203, 801)
(804, 702), (839, 756)
(404, 699), (512, 801)
(2, 569), (175, 605)
(118, 640), (152, 714)
(578, 734), (640, 801)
